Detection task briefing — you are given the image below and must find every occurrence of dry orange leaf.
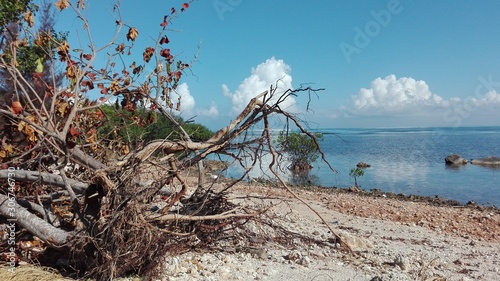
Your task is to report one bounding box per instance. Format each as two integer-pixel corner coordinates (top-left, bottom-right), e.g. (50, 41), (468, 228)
(121, 144), (130, 155)
(3, 145), (13, 154)
(127, 27), (139, 41)
(18, 119), (38, 142)
(55, 0), (70, 11)
(57, 40), (70, 61)
(24, 11), (34, 27)
(11, 101), (23, 114)
(109, 80), (120, 92)
(58, 102), (69, 116)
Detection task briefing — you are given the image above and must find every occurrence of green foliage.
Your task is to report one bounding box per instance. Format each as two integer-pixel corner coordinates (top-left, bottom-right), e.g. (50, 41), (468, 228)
(1, 0), (66, 81)
(276, 131), (323, 170)
(349, 167), (365, 187)
(0, 0), (34, 29)
(98, 105), (213, 145)
(13, 30), (67, 74)
(180, 120), (214, 142)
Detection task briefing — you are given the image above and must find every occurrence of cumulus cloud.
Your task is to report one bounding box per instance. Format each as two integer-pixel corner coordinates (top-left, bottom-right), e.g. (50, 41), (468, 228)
(147, 83), (220, 120)
(198, 102), (219, 118)
(345, 74), (500, 118)
(175, 83), (195, 115)
(223, 57), (296, 114)
(463, 90), (500, 107)
(174, 83), (220, 118)
(351, 74), (444, 113)
(334, 74), (500, 126)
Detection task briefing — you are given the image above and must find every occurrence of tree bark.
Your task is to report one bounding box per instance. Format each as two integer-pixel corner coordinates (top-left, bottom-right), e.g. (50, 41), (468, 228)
(0, 194), (70, 246)
(70, 146), (107, 170)
(0, 170), (88, 194)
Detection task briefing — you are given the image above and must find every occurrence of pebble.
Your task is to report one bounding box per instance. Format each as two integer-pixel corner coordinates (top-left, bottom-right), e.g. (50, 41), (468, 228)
(393, 254), (409, 271)
(297, 256), (311, 267)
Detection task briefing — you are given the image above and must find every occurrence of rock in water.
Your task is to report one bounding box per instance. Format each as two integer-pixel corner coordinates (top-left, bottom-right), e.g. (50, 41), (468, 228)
(470, 156), (500, 167)
(356, 162), (371, 168)
(444, 154), (467, 165)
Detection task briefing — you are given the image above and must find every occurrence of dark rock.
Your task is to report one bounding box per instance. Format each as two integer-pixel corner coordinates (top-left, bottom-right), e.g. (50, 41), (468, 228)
(444, 154), (467, 165)
(470, 156), (500, 167)
(356, 162), (371, 168)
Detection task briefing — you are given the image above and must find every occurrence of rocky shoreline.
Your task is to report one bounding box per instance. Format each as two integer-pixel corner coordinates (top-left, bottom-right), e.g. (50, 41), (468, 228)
(322, 185), (499, 212)
(143, 181), (500, 280)
(3, 173), (499, 281)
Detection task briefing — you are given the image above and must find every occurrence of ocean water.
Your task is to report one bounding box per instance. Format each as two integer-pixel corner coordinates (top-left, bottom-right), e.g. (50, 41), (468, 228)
(311, 126), (500, 207)
(221, 126), (500, 207)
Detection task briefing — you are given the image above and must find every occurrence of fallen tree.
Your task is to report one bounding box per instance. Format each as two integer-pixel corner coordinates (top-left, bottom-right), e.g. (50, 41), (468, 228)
(0, 1), (345, 279)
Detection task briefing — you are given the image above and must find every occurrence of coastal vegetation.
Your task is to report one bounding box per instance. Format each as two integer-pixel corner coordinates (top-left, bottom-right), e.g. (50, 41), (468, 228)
(276, 131), (323, 172)
(349, 167), (365, 188)
(0, 1), (339, 279)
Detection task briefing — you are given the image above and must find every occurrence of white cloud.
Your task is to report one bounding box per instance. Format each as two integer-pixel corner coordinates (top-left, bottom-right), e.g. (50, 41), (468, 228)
(465, 90), (500, 107)
(148, 83), (220, 119)
(347, 74), (500, 118)
(223, 57), (296, 115)
(332, 74), (500, 127)
(175, 83), (195, 115)
(198, 102), (219, 118)
(351, 74), (445, 113)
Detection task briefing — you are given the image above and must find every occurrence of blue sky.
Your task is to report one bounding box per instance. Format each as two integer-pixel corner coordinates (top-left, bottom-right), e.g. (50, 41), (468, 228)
(53, 0), (500, 130)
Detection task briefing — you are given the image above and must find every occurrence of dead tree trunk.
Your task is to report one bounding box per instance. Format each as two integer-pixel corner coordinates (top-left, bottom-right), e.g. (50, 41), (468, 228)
(0, 194), (69, 246)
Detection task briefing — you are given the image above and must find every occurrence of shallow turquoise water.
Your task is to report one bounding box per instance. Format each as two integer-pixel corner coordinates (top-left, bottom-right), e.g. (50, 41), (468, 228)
(311, 126), (500, 206)
(220, 126), (500, 206)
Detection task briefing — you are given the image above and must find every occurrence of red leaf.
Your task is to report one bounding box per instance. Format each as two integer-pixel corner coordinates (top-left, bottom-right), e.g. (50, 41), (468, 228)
(160, 36), (170, 45)
(61, 91), (74, 98)
(160, 21), (168, 27)
(181, 3), (189, 11)
(97, 83), (104, 89)
(69, 125), (80, 137)
(81, 80), (94, 89)
(100, 88), (109, 94)
(160, 49), (171, 58)
(133, 66), (143, 75)
(174, 71), (182, 80)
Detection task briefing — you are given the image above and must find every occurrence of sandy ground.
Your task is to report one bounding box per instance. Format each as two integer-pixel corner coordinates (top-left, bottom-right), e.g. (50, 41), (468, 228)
(150, 180), (500, 281)
(4, 164), (497, 281)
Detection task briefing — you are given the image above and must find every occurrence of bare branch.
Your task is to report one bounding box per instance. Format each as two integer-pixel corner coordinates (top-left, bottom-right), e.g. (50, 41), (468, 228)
(0, 169), (88, 194)
(148, 211), (258, 222)
(0, 194), (69, 246)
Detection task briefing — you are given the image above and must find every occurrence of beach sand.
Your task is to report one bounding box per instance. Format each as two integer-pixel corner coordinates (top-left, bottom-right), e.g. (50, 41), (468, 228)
(4, 173), (498, 281)
(148, 180), (499, 281)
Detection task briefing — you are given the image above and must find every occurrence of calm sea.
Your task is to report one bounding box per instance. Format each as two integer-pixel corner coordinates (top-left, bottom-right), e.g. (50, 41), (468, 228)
(312, 126), (500, 207)
(222, 126), (500, 207)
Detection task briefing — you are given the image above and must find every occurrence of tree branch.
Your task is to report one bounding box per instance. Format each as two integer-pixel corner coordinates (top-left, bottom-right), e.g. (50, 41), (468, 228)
(0, 194), (70, 246)
(0, 170), (88, 194)
(148, 211), (257, 222)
